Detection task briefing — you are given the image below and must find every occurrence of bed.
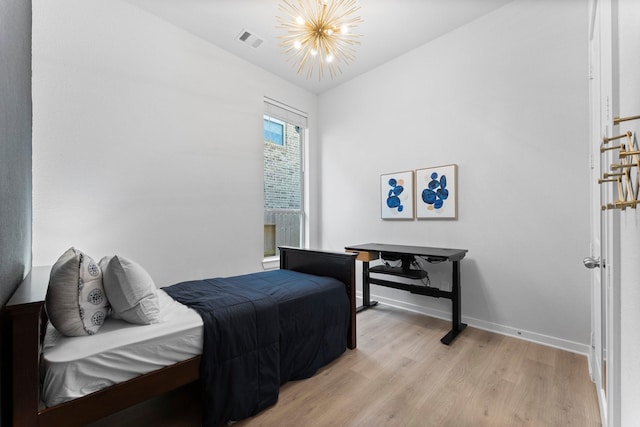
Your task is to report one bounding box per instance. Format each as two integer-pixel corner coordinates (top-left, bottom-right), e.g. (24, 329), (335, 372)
(3, 247), (357, 427)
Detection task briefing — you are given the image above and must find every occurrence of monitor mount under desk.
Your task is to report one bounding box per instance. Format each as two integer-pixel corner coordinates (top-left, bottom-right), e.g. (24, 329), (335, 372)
(344, 243), (468, 345)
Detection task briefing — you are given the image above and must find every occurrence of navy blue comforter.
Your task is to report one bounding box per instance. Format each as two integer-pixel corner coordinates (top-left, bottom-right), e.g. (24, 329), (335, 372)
(163, 269), (350, 426)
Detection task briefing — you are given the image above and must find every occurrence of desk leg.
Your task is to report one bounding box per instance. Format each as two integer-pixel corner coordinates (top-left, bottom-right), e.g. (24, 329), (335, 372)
(440, 260), (467, 344)
(356, 261), (378, 313)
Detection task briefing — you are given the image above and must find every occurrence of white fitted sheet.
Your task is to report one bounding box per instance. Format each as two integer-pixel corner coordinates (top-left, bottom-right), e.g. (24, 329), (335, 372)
(41, 289), (203, 407)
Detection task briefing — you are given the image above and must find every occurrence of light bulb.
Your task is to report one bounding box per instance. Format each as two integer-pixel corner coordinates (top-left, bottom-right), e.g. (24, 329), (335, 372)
(310, 48), (318, 56)
(296, 16), (304, 25)
(341, 24), (349, 34)
(294, 40), (302, 50)
(326, 54), (334, 63)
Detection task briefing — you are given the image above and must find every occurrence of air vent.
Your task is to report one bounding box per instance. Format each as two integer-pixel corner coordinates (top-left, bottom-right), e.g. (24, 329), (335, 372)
(236, 29), (264, 49)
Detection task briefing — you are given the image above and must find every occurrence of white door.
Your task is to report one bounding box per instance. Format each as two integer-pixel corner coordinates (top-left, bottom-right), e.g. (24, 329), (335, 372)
(587, 1), (620, 426)
(587, 0), (614, 425)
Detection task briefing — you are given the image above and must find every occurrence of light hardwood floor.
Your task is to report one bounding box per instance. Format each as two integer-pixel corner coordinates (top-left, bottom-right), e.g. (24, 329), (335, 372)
(89, 304), (601, 427)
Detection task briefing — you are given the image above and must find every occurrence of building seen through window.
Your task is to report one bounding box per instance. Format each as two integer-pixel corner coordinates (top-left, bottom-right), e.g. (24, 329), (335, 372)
(263, 110), (304, 257)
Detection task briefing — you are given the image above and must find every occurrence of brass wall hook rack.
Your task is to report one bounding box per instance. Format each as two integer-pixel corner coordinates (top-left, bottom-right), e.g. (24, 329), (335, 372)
(610, 163), (636, 170)
(603, 200), (639, 210)
(603, 131), (631, 143)
(601, 144), (625, 153)
(613, 115), (640, 125)
(600, 130), (640, 210)
(618, 149), (640, 158)
(599, 172), (625, 184)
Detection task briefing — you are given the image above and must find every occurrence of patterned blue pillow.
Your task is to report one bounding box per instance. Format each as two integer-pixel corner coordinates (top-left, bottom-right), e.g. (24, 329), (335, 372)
(45, 248), (109, 336)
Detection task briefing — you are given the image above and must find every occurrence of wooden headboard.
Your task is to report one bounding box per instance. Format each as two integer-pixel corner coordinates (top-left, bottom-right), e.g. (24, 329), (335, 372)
(3, 266), (49, 426)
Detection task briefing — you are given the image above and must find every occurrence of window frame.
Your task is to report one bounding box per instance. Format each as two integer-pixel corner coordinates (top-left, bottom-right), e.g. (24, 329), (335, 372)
(262, 99), (308, 266)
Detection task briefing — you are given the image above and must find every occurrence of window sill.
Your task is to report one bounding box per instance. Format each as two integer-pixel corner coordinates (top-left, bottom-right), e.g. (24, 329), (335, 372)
(262, 257), (280, 270)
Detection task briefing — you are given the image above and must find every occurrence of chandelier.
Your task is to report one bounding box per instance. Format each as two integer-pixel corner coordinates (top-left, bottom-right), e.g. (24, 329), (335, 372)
(277, 0), (363, 79)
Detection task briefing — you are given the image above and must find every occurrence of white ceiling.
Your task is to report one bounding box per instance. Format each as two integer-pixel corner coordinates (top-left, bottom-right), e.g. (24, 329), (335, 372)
(124, 0), (514, 94)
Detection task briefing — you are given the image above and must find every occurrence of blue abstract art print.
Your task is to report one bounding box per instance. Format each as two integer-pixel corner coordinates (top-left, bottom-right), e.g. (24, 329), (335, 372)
(381, 170), (414, 219)
(416, 164), (457, 219)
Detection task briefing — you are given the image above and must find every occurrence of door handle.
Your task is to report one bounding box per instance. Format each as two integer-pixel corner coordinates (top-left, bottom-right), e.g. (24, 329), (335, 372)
(583, 256), (601, 269)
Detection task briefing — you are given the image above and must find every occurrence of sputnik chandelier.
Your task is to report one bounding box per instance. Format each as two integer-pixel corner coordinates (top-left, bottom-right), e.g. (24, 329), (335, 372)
(277, 0), (363, 79)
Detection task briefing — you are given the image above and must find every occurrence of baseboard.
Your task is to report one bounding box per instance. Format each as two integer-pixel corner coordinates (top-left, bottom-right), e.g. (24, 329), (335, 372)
(357, 292), (591, 356)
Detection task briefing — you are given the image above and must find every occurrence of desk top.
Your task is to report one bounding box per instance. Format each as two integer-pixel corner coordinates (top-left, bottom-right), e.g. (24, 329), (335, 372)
(345, 243), (468, 262)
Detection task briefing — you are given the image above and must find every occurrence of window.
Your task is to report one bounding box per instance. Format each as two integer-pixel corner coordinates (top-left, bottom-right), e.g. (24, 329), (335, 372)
(264, 116), (285, 146)
(263, 99), (308, 258)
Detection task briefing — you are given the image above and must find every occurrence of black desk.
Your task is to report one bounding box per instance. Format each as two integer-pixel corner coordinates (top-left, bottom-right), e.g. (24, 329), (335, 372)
(344, 243), (468, 345)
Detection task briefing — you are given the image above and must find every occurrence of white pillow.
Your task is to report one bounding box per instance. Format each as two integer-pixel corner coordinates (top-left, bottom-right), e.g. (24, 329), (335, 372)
(45, 247), (109, 336)
(99, 255), (160, 324)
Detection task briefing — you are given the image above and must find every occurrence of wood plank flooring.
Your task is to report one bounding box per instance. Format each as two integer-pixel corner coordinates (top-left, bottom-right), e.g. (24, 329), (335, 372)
(88, 304), (601, 427)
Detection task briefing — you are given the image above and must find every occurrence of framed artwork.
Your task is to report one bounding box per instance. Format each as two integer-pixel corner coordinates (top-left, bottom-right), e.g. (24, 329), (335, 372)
(416, 164), (458, 219)
(381, 171), (414, 219)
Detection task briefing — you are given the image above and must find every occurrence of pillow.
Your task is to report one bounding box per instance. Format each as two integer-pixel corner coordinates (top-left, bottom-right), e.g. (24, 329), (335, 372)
(99, 255), (160, 324)
(45, 247), (109, 336)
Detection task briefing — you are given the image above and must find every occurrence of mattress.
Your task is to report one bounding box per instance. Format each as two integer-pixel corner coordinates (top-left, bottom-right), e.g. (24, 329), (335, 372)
(41, 289), (203, 407)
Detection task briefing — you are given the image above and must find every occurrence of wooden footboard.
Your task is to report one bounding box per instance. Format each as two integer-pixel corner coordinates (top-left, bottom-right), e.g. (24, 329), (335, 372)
(279, 246), (357, 349)
(2, 248), (357, 427)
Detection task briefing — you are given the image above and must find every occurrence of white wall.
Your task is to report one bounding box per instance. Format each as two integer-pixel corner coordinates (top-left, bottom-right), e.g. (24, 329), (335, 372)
(32, 0), (318, 286)
(616, 0), (640, 423)
(32, 0), (595, 353)
(318, 0), (591, 351)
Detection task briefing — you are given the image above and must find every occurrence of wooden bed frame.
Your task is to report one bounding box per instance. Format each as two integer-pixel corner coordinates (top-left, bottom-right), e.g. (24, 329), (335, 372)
(3, 247), (357, 427)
